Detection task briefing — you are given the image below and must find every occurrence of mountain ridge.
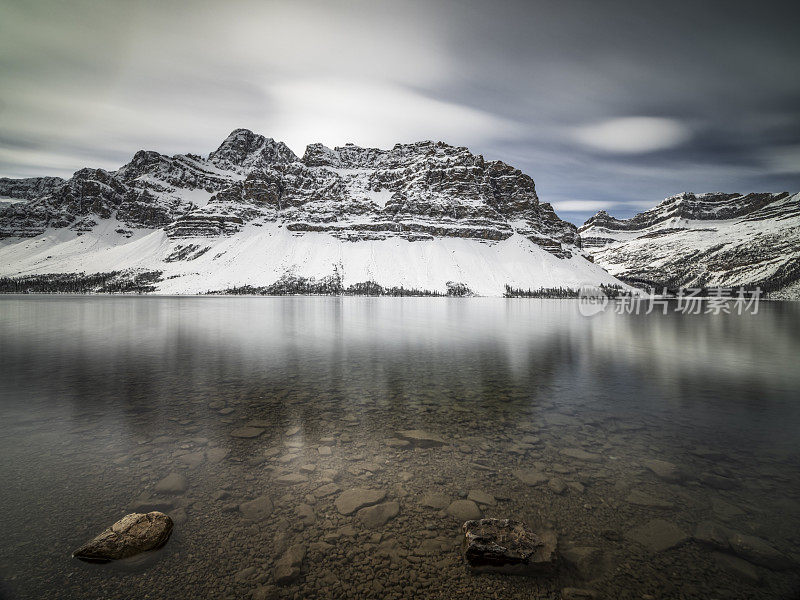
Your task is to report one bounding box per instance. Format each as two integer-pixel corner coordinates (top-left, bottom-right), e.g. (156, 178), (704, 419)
(579, 191), (800, 295)
(0, 129), (618, 296)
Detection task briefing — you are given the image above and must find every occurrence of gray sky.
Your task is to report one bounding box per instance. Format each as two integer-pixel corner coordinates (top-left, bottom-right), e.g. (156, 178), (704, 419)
(1, 0), (798, 223)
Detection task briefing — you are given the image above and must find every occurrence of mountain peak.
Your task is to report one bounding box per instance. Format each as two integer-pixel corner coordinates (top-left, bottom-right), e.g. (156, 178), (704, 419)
(209, 129), (297, 171)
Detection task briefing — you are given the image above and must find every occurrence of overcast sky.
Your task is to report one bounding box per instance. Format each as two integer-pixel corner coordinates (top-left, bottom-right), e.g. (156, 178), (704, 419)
(1, 0), (798, 223)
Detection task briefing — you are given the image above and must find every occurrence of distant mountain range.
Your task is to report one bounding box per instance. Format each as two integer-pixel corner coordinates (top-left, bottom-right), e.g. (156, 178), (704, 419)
(0, 129), (797, 297)
(579, 192), (800, 298)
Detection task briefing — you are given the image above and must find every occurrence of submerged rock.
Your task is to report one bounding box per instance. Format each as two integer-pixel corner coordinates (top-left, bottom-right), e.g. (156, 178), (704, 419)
(357, 501), (399, 528)
(624, 490), (674, 509)
(274, 544), (306, 585)
(153, 472), (188, 495)
(461, 518), (557, 575)
(694, 520), (793, 570)
(230, 426), (265, 439)
(396, 430), (446, 448)
(239, 496), (274, 521)
(447, 500), (482, 521)
(624, 519), (688, 553)
(513, 469), (548, 486)
(548, 478), (567, 495)
(644, 459), (683, 483)
(712, 551), (762, 584)
(467, 490), (496, 506)
(72, 512), (173, 563)
(335, 488), (386, 515)
(560, 448), (602, 462)
(420, 493), (451, 509)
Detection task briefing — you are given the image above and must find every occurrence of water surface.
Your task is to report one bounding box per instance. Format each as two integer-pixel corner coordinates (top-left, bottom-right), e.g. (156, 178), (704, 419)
(1, 296), (798, 599)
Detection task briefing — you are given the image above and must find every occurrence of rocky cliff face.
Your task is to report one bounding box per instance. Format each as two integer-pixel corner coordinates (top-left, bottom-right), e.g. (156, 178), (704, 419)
(0, 129), (629, 295)
(0, 176), (66, 201)
(579, 192), (800, 293)
(0, 129), (578, 257)
(165, 134), (579, 255)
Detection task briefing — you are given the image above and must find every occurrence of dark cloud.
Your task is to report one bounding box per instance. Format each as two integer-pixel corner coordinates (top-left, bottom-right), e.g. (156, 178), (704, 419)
(1, 0), (798, 223)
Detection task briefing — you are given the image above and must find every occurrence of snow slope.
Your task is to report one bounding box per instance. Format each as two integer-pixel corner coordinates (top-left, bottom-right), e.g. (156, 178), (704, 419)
(0, 221), (622, 295)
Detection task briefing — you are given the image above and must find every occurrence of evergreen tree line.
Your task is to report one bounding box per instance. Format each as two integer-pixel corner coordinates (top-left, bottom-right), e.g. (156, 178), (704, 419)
(0, 271), (163, 294)
(503, 283), (625, 298)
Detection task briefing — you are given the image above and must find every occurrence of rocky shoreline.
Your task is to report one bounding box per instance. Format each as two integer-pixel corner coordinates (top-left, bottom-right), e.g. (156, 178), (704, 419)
(20, 408), (797, 600)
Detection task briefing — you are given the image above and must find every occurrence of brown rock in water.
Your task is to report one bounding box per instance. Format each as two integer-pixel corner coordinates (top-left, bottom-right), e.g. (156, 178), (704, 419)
(357, 501), (399, 528)
(72, 511), (173, 563)
(239, 496), (274, 521)
(274, 543), (306, 585)
(461, 518), (558, 575)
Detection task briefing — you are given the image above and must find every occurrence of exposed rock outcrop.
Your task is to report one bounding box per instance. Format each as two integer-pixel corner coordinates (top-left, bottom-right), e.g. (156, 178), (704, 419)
(0, 130), (578, 257)
(461, 518), (558, 575)
(72, 511), (173, 562)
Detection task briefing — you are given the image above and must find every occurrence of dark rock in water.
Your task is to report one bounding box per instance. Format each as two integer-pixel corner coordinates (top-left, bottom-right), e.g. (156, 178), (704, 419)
(560, 544), (605, 580)
(461, 518), (557, 575)
(694, 520), (793, 570)
(727, 531), (793, 570)
(72, 512), (173, 563)
(694, 520), (731, 549)
(712, 552), (762, 584)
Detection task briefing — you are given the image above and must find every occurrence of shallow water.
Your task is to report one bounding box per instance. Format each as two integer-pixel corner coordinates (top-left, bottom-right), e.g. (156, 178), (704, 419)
(0, 296), (798, 599)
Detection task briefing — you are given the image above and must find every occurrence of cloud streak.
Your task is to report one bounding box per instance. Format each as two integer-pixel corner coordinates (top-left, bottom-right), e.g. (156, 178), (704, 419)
(572, 118), (692, 154)
(0, 0), (798, 224)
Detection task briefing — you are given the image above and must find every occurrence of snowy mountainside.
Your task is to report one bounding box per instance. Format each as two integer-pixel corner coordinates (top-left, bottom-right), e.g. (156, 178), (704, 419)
(579, 192), (800, 296)
(0, 129), (622, 295)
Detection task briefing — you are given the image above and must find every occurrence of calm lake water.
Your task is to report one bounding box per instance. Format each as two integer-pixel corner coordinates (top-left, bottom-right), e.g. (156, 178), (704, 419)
(0, 296), (798, 599)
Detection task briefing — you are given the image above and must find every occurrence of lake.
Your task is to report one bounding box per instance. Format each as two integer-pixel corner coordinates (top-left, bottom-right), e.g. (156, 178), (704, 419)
(0, 296), (798, 599)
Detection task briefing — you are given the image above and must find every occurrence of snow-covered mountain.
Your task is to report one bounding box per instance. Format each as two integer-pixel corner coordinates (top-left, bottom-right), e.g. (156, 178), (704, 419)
(0, 129), (621, 295)
(579, 192), (800, 296)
